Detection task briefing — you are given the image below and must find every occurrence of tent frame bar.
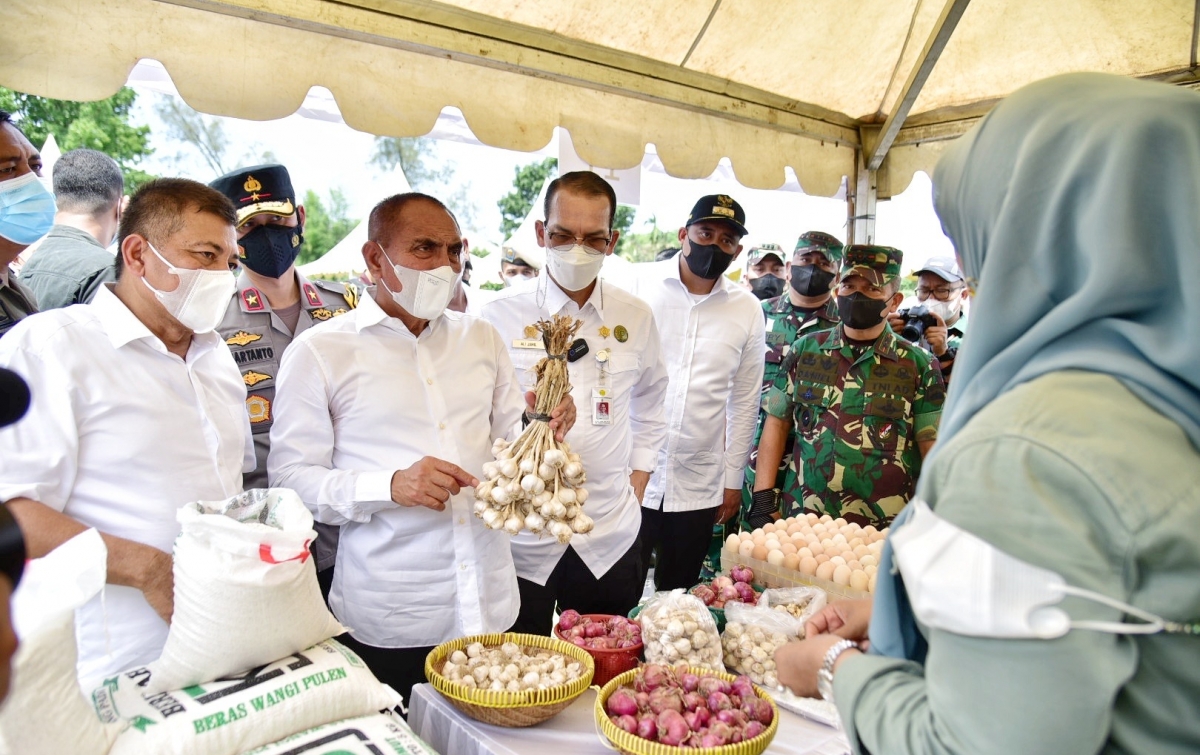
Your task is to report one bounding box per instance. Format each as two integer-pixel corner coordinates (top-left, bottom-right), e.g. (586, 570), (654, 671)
(865, 0), (972, 171)
(159, 0), (861, 147)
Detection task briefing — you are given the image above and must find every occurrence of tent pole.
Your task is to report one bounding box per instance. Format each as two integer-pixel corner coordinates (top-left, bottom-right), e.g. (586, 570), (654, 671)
(849, 150), (877, 245)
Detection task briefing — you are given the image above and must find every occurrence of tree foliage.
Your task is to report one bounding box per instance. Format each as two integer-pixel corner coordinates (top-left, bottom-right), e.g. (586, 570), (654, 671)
(0, 86), (155, 192)
(154, 97), (231, 176)
(370, 136), (475, 228)
(616, 216), (679, 263)
(299, 188), (357, 265)
(497, 157), (557, 238)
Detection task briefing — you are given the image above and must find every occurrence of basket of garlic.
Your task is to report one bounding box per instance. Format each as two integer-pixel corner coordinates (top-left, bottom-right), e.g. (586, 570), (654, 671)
(424, 632), (595, 727)
(474, 314), (594, 544)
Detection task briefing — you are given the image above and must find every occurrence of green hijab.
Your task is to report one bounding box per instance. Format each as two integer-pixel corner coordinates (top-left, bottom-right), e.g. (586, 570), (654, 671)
(932, 71), (1200, 451)
(871, 72), (1200, 661)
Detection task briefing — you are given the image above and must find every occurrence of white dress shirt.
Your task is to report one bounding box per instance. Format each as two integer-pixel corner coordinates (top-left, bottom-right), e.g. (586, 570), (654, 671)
(268, 293), (523, 648)
(620, 258), (766, 512)
(0, 284), (252, 688)
(480, 275), (669, 584)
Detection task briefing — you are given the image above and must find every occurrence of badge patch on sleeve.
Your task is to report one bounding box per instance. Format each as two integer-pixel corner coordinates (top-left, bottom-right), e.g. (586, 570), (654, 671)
(246, 395), (272, 424)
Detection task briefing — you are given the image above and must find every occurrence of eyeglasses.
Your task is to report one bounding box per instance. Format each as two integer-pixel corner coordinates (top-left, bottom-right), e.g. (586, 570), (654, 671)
(546, 230), (611, 254)
(688, 226), (740, 253)
(916, 284), (963, 301)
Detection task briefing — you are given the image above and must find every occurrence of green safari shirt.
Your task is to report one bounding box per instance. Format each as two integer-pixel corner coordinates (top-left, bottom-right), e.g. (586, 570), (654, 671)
(764, 323), (944, 525)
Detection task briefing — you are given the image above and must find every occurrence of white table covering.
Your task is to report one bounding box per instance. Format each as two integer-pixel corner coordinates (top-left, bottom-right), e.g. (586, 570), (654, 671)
(409, 684), (851, 755)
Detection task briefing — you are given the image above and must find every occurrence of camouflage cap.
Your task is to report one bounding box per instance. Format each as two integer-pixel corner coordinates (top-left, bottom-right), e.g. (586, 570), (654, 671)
(746, 243), (785, 265)
(841, 244), (903, 287)
(793, 231), (845, 264)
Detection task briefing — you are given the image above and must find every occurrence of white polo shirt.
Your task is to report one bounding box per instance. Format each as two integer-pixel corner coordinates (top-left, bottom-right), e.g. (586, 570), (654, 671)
(619, 258), (766, 512)
(0, 284), (252, 688)
(481, 275), (669, 584)
(268, 293), (523, 648)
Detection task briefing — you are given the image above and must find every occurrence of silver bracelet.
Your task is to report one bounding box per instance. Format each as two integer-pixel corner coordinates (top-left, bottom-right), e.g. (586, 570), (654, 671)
(817, 638), (859, 703)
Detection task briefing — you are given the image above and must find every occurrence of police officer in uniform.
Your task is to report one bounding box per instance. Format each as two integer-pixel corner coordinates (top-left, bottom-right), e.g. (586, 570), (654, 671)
(210, 164), (358, 596)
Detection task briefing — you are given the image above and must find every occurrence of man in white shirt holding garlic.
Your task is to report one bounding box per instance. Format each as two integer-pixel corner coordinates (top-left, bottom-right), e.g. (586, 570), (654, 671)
(482, 171), (669, 634)
(268, 192), (574, 705)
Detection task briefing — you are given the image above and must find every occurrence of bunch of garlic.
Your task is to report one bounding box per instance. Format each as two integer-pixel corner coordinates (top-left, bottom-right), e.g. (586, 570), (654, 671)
(474, 439), (592, 543)
(473, 314), (593, 544)
(440, 640), (586, 692)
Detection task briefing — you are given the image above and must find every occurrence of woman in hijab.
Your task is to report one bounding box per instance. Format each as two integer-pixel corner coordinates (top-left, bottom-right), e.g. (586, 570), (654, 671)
(774, 72), (1200, 754)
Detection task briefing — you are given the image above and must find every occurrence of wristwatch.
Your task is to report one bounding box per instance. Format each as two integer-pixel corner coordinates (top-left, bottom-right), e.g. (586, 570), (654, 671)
(816, 639), (859, 703)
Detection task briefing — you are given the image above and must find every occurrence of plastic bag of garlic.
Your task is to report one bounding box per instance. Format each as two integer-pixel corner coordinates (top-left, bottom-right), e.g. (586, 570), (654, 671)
(474, 314), (594, 544)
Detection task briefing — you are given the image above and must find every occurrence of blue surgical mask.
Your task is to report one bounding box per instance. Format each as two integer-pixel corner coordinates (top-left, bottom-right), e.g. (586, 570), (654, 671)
(0, 172), (56, 245)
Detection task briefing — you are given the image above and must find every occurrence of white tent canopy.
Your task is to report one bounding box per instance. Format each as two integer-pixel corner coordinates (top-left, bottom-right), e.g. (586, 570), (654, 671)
(4, 0), (1198, 207)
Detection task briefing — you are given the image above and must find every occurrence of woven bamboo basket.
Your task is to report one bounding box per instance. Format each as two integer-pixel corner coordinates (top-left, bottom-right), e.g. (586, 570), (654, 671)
(425, 632), (595, 727)
(594, 666), (780, 755)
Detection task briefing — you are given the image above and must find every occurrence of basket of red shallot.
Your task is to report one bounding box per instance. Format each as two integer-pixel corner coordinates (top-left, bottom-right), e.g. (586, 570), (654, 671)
(554, 610), (643, 686)
(595, 662), (778, 755)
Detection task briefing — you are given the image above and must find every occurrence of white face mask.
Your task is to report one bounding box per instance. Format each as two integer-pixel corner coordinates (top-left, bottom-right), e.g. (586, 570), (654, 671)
(925, 297), (961, 324)
(891, 498), (1195, 639)
(141, 241), (236, 334)
(376, 244), (459, 321)
(546, 245), (605, 292)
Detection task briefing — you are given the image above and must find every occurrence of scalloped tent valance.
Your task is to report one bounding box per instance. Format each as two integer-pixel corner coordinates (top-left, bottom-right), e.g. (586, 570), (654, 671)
(3, 0), (1197, 198)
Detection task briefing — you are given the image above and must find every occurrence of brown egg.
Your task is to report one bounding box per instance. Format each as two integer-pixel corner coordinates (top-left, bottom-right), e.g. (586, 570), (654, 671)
(815, 561), (836, 581)
(808, 542), (825, 556)
(783, 553), (800, 571)
(797, 547), (814, 560)
(833, 517), (848, 528)
(847, 559), (862, 571)
(849, 570), (870, 592)
(751, 544), (769, 561)
(798, 556), (818, 575)
(790, 533), (808, 547)
(860, 554), (877, 568)
(819, 514), (833, 524)
(853, 545), (870, 559)
(832, 533), (848, 546)
(863, 525), (878, 537)
(781, 542), (798, 556)
(849, 537), (865, 549)
(815, 553), (830, 564)
(805, 512), (819, 523)
(821, 538), (837, 551)
(840, 549), (856, 562)
(764, 538), (782, 552)
(832, 564), (852, 586)
(763, 522), (777, 533)
(752, 532), (766, 545)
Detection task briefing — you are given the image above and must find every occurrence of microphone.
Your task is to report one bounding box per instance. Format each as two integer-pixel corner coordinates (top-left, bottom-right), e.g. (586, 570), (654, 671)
(0, 367), (31, 428)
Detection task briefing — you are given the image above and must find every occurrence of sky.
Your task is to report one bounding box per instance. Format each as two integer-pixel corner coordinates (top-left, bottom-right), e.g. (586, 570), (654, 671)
(122, 61), (954, 272)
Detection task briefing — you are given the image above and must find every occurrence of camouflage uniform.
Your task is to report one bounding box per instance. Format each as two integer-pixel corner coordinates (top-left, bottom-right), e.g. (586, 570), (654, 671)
(702, 232), (842, 576)
(762, 246), (945, 526)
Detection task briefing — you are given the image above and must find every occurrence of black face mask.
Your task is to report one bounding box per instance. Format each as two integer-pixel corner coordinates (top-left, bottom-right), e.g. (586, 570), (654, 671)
(683, 241), (736, 280)
(837, 292), (890, 330)
(790, 264), (836, 297)
(749, 274), (784, 300)
(239, 223), (303, 278)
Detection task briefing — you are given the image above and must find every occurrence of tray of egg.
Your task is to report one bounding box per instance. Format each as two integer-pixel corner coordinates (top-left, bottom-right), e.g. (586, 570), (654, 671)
(722, 513), (886, 599)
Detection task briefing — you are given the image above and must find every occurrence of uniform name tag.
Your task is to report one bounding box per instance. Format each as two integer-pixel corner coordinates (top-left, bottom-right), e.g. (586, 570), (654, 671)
(766, 331), (787, 346)
(512, 339), (546, 350)
(592, 387), (613, 426)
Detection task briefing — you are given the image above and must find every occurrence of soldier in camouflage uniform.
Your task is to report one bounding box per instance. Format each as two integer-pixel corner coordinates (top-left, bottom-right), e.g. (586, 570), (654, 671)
(752, 245), (945, 526)
(210, 165), (359, 596)
(701, 232), (843, 577)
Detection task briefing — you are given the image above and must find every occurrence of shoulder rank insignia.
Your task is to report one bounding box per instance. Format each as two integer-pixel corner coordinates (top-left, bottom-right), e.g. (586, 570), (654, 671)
(303, 283), (324, 308)
(311, 308), (333, 321)
(225, 330), (262, 347)
(241, 288), (265, 312)
(242, 370), (272, 387)
(246, 395), (272, 424)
